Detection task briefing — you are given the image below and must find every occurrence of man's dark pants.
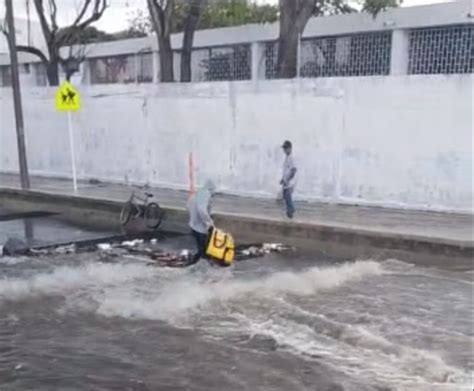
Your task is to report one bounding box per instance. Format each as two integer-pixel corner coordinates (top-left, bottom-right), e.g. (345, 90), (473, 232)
(191, 229), (209, 264)
(283, 187), (295, 218)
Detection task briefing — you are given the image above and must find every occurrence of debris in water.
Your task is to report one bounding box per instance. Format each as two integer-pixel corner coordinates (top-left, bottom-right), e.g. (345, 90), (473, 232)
(2, 238), (30, 256)
(14, 364), (23, 371)
(54, 244), (76, 254)
(97, 243), (112, 251)
(262, 243), (287, 252)
(122, 239), (144, 247)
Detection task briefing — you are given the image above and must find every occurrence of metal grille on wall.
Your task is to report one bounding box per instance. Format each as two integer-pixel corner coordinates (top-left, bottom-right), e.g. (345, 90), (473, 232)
(263, 31), (391, 79)
(300, 31), (392, 77)
(89, 52), (153, 84)
(408, 24), (473, 74)
(190, 44), (251, 82)
(0, 65), (12, 87)
(0, 64), (32, 87)
(263, 42), (278, 80)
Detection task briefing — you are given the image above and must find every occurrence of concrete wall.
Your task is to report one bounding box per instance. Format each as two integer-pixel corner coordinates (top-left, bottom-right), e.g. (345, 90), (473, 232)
(1, 75), (472, 213)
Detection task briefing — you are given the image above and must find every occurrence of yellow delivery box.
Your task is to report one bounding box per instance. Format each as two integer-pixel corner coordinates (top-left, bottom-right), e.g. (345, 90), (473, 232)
(206, 228), (235, 266)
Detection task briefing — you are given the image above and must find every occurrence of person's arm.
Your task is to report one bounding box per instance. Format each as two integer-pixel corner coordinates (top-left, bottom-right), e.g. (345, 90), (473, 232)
(285, 167), (297, 183)
(197, 198), (214, 229)
(282, 159), (297, 186)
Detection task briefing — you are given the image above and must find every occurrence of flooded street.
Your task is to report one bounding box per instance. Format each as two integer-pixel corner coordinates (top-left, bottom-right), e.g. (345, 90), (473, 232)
(0, 238), (472, 391)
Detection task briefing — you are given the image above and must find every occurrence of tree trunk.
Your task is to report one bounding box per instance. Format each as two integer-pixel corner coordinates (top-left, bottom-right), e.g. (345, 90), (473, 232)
(46, 61), (60, 85)
(276, 26), (299, 79)
(276, 0), (315, 79)
(158, 34), (175, 82)
(46, 45), (61, 86)
(180, 0), (205, 82)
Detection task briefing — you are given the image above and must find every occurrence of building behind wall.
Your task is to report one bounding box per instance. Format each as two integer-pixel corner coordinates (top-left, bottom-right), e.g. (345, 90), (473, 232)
(0, 17), (46, 87)
(0, 1), (473, 87)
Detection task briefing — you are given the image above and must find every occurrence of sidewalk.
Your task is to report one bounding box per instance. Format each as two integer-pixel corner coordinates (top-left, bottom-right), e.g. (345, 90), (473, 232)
(1, 173), (472, 248)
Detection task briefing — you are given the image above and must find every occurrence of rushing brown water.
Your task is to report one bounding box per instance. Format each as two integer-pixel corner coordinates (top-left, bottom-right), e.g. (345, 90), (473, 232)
(0, 241), (472, 391)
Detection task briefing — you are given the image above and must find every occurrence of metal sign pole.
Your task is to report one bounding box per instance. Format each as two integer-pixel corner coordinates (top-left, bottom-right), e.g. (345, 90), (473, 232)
(67, 111), (78, 192)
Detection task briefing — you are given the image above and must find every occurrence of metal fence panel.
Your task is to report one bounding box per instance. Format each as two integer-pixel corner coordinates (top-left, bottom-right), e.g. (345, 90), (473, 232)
(263, 31), (392, 79)
(89, 52), (153, 84)
(301, 32), (392, 77)
(408, 24), (473, 74)
(192, 44), (251, 82)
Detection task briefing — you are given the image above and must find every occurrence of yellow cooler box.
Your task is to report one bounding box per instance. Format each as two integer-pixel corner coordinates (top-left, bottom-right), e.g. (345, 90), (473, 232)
(206, 228), (235, 266)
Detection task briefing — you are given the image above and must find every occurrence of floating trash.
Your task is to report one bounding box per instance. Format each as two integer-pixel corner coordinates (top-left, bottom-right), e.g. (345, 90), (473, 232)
(97, 243), (112, 251)
(54, 244), (76, 254)
(121, 239), (144, 247)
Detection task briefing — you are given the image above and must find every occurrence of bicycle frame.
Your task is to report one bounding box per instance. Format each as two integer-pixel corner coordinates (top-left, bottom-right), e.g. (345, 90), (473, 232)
(127, 191), (150, 219)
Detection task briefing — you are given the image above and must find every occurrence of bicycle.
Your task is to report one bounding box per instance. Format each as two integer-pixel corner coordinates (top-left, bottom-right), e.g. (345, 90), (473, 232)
(120, 190), (164, 230)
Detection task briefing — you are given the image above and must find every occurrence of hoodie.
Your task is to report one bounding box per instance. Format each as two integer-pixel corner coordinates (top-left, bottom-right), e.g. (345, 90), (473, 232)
(187, 180), (216, 234)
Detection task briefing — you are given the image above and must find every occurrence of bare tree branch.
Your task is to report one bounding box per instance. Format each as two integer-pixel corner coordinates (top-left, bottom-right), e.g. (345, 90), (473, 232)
(33, 0), (53, 44)
(16, 45), (49, 63)
(72, 0), (93, 27)
(75, 0), (108, 30)
(57, 0), (108, 46)
(0, 7), (8, 37)
(26, 0), (109, 85)
(48, 0), (58, 33)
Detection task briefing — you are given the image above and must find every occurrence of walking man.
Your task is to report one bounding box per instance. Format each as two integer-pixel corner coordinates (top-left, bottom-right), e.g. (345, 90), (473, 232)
(280, 140), (297, 219)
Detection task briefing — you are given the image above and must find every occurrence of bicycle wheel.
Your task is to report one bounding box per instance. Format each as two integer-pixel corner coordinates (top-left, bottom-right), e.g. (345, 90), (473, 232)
(120, 200), (134, 226)
(145, 202), (163, 229)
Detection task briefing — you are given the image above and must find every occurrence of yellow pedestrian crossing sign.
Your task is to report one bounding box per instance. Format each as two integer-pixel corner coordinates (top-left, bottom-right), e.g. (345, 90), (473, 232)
(55, 81), (81, 112)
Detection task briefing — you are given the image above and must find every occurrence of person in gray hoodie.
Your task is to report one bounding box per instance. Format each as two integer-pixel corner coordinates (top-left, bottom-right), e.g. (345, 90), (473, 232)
(187, 179), (216, 265)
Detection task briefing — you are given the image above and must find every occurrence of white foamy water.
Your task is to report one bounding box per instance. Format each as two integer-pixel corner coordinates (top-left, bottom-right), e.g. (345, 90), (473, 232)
(240, 315), (471, 390)
(0, 263), (160, 301)
(0, 259), (382, 313)
(0, 257), (471, 391)
(95, 260), (383, 321)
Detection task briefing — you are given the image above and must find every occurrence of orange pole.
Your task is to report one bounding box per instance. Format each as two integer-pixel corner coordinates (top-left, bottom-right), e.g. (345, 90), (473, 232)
(188, 152), (195, 197)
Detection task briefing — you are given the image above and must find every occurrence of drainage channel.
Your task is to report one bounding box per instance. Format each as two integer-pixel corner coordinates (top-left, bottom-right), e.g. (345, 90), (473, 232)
(0, 210), (58, 221)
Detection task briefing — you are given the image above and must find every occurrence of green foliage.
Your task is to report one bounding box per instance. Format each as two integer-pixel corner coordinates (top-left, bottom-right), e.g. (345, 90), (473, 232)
(128, 0), (278, 36)
(124, 9), (152, 37)
(195, 0), (279, 30)
(57, 26), (115, 45)
(362, 0), (401, 17)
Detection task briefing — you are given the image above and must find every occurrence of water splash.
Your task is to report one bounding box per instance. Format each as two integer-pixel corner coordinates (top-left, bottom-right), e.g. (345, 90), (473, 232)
(0, 263), (159, 302)
(96, 260), (383, 320)
(243, 316), (470, 389)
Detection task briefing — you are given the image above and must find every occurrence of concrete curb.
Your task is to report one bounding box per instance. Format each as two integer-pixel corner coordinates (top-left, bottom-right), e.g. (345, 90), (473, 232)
(0, 188), (472, 266)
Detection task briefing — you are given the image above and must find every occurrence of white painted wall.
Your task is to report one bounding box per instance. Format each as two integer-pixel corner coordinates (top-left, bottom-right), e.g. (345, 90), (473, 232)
(0, 76), (472, 213)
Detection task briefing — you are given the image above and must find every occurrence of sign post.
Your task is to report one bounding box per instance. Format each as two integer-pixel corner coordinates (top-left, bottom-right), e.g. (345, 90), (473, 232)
(55, 81), (81, 192)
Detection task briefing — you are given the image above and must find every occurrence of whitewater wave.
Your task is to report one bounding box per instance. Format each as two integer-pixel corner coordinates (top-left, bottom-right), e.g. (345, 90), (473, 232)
(0, 262), (160, 302)
(96, 260), (383, 320)
(0, 256), (31, 266)
(0, 258), (470, 390)
(243, 316), (470, 388)
(0, 259), (381, 310)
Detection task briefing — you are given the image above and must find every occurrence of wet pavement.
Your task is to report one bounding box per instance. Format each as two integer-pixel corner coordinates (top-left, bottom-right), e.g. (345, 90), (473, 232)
(0, 207), (119, 250)
(1, 173), (472, 246)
